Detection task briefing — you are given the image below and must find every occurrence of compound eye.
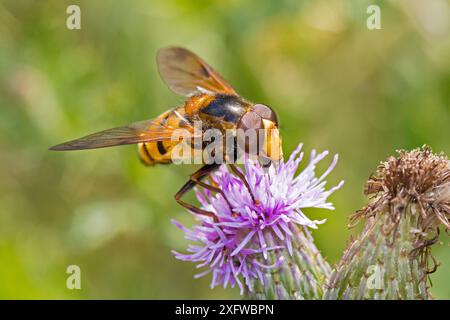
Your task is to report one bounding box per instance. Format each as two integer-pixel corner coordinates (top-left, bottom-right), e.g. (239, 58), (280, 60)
(237, 111), (263, 132)
(253, 104), (278, 125)
(236, 111), (263, 156)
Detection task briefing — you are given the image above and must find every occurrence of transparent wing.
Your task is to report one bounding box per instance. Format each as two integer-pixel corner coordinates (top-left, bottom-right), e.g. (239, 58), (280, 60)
(157, 46), (237, 97)
(49, 118), (193, 151)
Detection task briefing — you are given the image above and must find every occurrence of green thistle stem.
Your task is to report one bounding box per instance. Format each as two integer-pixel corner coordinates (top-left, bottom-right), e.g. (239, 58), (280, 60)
(245, 226), (331, 300)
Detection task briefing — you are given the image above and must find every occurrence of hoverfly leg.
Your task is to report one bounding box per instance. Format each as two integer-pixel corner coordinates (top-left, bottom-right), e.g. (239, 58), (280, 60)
(228, 164), (258, 204)
(191, 177), (233, 213)
(175, 180), (216, 219)
(174, 164), (221, 220)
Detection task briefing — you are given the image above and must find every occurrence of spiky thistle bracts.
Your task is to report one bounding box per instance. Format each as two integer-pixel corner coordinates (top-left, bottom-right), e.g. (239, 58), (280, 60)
(172, 144), (343, 296)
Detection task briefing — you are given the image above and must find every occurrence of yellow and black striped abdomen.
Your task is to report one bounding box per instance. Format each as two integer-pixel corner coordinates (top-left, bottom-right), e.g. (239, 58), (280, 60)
(138, 141), (174, 166)
(137, 108), (188, 166)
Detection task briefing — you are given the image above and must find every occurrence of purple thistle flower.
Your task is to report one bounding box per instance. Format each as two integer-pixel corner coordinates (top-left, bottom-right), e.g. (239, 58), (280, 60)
(172, 143), (344, 295)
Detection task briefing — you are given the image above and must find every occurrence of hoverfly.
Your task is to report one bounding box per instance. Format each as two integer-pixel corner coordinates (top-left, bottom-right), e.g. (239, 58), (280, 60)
(50, 47), (282, 217)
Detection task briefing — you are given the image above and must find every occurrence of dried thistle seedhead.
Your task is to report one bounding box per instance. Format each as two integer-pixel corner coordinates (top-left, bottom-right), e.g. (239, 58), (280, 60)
(365, 146), (449, 201)
(350, 146), (450, 231)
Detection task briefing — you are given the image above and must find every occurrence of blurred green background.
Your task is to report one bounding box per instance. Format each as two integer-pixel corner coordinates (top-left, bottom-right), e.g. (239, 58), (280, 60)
(0, 0), (449, 299)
